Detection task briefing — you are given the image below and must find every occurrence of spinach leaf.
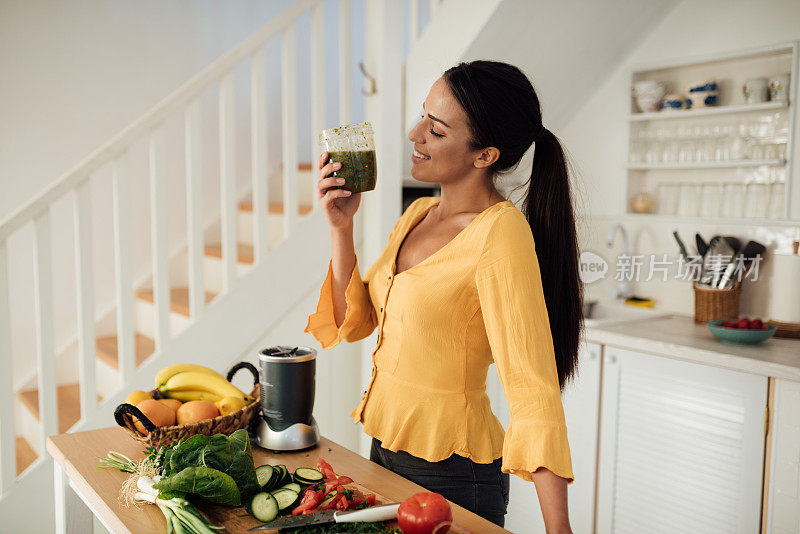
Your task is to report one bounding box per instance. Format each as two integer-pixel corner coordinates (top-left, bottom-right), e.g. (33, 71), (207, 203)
(154, 466), (241, 506)
(158, 430), (259, 501)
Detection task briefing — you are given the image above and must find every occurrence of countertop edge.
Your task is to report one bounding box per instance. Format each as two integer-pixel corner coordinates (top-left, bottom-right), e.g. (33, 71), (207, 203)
(584, 316), (800, 382)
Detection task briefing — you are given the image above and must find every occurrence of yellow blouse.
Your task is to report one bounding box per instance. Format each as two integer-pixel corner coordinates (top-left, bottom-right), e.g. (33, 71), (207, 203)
(304, 197), (573, 483)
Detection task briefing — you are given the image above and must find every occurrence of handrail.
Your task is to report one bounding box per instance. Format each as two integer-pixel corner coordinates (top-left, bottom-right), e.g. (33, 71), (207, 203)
(0, 0), (318, 242)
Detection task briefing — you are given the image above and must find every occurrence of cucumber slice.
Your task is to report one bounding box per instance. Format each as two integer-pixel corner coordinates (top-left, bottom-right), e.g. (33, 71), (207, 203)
(270, 489), (299, 511)
(274, 465), (288, 486)
(255, 465), (274, 488)
(319, 490), (338, 509)
(250, 492), (279, 523)
(279, 482), (302, 494)
(294, 468), (324, 484)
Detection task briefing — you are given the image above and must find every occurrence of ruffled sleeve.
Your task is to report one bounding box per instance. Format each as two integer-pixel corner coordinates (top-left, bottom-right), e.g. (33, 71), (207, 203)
(475, 211), (574, 483)
(304, 258), (378, 349)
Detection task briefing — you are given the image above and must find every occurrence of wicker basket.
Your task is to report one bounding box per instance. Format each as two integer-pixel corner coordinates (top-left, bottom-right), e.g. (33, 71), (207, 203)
(693, 280), (742, 324)
(771, 319), (800, 339)
(114, 362), (262, 447)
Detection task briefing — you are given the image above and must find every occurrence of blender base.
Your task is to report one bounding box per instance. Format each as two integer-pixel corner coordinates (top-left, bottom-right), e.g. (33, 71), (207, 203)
(254, 416), (320, 451)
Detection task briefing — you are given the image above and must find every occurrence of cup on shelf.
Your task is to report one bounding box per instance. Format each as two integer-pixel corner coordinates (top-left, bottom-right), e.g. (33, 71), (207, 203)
(678, 182), (701, 216)
(769, 73), (790, 103)
(743, 78), (768, 104)
(744, 182), (770, 218)
(701, 183), (724, 217)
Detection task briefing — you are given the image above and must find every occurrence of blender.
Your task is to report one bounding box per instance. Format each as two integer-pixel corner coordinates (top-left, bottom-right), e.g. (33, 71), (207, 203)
(247, 345), (320, 451)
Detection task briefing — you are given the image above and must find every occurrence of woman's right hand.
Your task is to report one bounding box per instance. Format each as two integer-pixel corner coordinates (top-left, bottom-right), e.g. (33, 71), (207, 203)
(317, 151), (361, 230)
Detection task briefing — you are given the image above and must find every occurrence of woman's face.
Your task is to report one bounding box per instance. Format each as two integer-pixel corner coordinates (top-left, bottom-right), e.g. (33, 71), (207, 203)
(408, 77), (485, 183)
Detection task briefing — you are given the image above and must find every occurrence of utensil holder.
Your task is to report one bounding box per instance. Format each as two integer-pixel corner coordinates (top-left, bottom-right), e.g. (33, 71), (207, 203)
(693, 280), (742, 323)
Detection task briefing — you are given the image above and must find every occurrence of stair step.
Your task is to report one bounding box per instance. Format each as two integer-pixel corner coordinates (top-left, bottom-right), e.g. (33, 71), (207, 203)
(95, 332), (155, 370)
(238, 202), (314, 215)
(204, 243), (254, 265)
(17, 383), (89, 434)
(15, 436), (37, 475)
(136, 287), (216, 317)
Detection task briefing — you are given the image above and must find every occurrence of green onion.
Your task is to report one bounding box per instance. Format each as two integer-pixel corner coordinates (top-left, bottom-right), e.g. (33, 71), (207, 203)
(97, 451), (138, 472)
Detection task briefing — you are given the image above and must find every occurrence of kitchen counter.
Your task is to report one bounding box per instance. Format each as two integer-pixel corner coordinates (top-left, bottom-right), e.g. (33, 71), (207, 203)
(585, 314), (800, 381)
(47, 428), (509, 533)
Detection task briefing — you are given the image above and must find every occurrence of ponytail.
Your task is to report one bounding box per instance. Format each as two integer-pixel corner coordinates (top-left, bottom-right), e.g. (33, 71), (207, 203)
(524, 128), (583, 389)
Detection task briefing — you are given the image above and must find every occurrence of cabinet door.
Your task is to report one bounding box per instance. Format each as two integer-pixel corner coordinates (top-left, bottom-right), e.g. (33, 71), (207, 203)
(596, 347), (768, 534)
(497, 341), (602, 533)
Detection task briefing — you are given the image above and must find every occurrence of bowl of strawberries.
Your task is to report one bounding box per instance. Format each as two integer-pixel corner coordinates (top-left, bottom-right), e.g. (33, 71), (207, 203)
(707, 317), (776, 345)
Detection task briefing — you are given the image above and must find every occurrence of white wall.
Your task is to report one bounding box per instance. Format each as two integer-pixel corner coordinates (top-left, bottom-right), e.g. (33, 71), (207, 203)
(0, 0), (367, 387)
(562, 0), (800, 315)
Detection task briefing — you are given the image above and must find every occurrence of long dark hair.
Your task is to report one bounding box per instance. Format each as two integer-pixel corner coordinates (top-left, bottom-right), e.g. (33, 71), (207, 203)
(443, 60), (583, 390)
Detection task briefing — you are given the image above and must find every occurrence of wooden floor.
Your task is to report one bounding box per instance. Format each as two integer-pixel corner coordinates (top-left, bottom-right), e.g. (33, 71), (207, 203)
(204, 243), (255, 264)
(15, 436), (37, 475)
(237, 202), (313, 215)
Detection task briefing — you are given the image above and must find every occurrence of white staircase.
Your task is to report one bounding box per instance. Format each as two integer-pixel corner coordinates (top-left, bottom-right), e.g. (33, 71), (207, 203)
(0, 0), (456, 530)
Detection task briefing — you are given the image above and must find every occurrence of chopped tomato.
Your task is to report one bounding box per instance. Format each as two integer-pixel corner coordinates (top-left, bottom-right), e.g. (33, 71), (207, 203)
(364, 494), (376, 506)
(322, 493), (345, 510)
(316, 458), (338, 480)
(323, 480), (340, 494)
(336, 475), (353, 485)
(291, 488), (324, 516)
(301, 507), (319, 515)
(335, 495), (350, 511)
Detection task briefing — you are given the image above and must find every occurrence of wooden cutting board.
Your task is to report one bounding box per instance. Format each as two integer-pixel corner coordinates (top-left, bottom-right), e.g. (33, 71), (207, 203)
(202, 480), (398, 533)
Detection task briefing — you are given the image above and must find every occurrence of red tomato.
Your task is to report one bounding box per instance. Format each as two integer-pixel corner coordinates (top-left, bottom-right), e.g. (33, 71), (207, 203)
(335, 495), (349, 511)
(397, 492), (453, 534)
(736, 318), (750, 329)
(323, 480), (340, 494)
(291, 488), (324, 516)
(337, 475), (354, 485)
(322, 493), (344, 510)
(751, 319), (763, 329)
(721, 321), (735, 328)
(316, 458), (338, 480)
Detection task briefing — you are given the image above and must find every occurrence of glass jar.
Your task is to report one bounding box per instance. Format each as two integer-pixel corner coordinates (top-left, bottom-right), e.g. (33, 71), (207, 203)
(319, 122), (377, 193)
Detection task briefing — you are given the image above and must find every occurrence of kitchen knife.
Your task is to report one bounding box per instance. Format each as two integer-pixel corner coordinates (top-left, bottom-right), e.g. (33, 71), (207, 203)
(673, 231), (689, 260)
(248, 503), (401, 531)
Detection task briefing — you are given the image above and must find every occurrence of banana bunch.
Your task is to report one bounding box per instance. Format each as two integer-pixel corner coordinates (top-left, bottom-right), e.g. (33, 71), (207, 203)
(156, 364), (252, 403)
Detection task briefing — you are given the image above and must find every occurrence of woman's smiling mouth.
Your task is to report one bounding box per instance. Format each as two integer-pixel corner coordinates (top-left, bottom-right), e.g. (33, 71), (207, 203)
(412, 148), (431, 163)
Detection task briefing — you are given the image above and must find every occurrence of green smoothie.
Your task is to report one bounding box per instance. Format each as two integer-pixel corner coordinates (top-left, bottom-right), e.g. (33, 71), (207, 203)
(328, 150), (377, 193)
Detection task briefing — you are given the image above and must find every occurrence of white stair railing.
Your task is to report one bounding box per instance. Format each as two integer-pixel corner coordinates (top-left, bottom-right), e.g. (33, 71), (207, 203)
(0, 0), (347, 499)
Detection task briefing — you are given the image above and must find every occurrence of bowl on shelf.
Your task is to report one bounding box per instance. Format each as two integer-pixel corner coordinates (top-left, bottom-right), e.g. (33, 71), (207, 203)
(633, 80), (666, 113)
(687, 81), (719, 108)
(706, 319), (776, 345)
(660, 94), (686, 111)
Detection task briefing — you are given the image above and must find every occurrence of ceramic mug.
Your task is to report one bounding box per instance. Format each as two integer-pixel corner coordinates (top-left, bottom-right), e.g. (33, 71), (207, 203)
(743, 77), (768, 104)
(769, 73), (790, 103)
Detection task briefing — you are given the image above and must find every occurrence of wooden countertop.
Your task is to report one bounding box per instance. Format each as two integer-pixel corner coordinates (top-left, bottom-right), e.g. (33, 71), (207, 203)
(47, 428), (509, 534)
(585, 314), (800, 381)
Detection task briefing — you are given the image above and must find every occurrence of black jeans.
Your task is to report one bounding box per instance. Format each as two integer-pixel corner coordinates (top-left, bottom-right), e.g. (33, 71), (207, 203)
(369, 437), (510, 528)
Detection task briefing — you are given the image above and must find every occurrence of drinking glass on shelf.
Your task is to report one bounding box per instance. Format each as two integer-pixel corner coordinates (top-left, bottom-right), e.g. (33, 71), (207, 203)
(701, 182), (724, 217)
(722, 182), (746, 218)
(678, 182), (701, 216)
(768, 181), (785, 219)
(744, 182), (770, 219)
(657, 182), (680, 215)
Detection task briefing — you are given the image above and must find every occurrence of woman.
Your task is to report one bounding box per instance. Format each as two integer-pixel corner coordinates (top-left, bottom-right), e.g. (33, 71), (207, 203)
(304, 60), (582, 532)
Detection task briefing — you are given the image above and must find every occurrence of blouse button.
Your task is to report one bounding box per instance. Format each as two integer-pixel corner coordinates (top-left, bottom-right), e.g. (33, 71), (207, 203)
(380, 307), (383, 312)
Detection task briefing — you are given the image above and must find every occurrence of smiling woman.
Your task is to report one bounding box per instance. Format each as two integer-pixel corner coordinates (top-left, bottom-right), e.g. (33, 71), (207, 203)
(306, 60), (582, 533)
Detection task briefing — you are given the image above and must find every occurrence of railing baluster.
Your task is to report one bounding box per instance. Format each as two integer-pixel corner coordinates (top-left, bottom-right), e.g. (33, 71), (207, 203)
(73, 180), (96, 420)
(185, 101), (204, 318)
(113, 155), (135, 382)
(219, 72), (237, 291)
(0, 241), (15, 492)
(251, 48), (269, 263)
(282, 24), (299, 235)
(338, 0), (352, 125)
(310, 3), (326, 214)
(409, 0), (420, 43)
(33, 211), (57, 448)
(150, 129), (170, 350)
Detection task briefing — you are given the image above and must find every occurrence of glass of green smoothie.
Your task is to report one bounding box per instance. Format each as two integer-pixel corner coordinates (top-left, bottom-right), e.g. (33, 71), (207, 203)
(319, 122), (377, 193)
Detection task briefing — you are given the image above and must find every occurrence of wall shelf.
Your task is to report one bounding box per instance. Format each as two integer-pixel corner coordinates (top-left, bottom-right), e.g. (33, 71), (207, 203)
(628, 159), (786, 170)
(629, 101), (788, 122)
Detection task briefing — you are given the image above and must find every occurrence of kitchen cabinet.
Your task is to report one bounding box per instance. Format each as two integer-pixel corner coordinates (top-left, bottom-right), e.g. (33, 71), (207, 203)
(596, 346), (768, 534)
(498, 341), (602, 534)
